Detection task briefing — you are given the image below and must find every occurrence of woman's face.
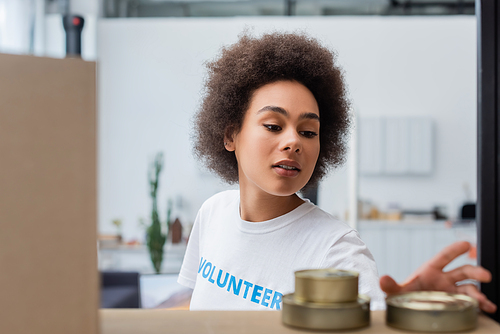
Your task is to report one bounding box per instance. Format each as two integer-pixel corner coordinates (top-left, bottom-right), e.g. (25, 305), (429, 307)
(226, 80), (320, 198)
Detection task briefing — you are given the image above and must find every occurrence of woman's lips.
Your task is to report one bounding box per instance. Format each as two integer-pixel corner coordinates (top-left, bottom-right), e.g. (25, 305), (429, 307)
(272, 161), (301, 177)
(273, 166), (300, 177)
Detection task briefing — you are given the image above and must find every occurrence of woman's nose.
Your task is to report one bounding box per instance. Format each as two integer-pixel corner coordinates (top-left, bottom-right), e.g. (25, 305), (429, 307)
(281, 130), (301, 153)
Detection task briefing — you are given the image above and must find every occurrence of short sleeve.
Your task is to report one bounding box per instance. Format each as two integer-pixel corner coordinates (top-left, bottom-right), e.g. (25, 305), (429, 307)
(177, 209), (202, 289)
(320, 230), (386, 310)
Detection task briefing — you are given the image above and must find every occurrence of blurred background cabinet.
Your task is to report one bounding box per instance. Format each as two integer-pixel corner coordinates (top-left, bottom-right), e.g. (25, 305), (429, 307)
(358, 221), (476, 282)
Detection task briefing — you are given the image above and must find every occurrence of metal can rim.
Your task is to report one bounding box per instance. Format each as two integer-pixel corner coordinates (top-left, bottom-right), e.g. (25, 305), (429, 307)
(386, 291), (478, 311)
(284, 293), (370, 309)
(295, 268), (359, 281)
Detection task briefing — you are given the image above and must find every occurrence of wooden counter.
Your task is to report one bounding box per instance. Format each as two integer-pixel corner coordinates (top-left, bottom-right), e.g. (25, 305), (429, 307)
(101, 309), (500, 334)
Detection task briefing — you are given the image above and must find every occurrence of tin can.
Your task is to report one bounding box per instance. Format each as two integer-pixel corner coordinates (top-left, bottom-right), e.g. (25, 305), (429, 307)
(386, 291), (478, 332)
(282, 293), (370, 330)
(295, 268), (359, 303)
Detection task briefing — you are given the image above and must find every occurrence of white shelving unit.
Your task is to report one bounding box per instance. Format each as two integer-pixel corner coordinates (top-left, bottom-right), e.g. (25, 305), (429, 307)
(359, 117), (434, 176)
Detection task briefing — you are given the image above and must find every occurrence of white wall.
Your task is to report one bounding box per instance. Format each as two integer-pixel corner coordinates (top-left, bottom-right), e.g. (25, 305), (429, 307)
(354, 19), (477, 218)
(0, 0), (39, 54)
(97, 16), (476, 241)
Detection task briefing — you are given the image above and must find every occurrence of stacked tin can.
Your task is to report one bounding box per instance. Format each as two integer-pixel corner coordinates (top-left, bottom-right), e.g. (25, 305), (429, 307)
(282, 269), (370, 330)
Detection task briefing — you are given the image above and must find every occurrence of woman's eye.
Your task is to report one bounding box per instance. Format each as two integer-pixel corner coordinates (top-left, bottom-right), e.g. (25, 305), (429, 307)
(300, 131), (318, 138)
(264, 124), (282, 132)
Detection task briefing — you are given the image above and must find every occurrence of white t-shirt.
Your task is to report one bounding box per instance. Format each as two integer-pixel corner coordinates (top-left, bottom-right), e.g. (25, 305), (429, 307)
(178, 190), (385, 311)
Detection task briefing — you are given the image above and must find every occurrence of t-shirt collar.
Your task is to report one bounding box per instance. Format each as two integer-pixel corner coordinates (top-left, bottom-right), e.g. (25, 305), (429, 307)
(235, 194), (316, 234)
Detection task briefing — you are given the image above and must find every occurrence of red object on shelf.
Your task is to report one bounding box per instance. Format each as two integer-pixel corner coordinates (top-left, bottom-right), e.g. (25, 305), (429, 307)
(171, 218), (183, 244)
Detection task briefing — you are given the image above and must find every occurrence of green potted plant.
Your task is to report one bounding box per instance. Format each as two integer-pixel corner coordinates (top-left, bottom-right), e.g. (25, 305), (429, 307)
(111, 219), (123, 244)
(146, 152), (172, 274)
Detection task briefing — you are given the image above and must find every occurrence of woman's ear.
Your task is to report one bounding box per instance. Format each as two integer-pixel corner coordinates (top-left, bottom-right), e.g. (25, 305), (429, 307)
(224, 126), (236, 152)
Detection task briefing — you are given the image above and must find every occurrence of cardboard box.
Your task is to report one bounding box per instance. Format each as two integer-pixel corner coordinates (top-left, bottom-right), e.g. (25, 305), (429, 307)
(0, 54), (98, 334)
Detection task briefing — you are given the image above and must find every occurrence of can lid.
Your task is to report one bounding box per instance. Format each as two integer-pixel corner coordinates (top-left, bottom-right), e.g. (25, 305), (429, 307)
(387, 291), (478, 311)
(295, 268), (359, 280)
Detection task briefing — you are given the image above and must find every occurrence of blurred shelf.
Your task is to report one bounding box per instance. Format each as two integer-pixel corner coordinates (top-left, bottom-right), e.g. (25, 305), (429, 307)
(99, 242), (187, 274)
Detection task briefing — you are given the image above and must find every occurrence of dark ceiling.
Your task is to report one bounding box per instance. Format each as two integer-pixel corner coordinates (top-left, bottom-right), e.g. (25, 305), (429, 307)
(101, 0), (475, 18)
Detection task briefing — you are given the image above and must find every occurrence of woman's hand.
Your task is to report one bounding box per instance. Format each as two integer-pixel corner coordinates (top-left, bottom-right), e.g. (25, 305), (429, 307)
(379, 241), (497, 313)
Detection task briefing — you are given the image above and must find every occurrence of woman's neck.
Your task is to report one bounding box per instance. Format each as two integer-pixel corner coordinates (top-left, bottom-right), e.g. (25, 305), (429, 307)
(238, 188), (304, 222)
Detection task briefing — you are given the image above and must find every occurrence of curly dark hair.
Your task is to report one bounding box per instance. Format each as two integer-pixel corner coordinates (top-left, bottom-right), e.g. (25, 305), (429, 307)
(193, 31), (351, 188)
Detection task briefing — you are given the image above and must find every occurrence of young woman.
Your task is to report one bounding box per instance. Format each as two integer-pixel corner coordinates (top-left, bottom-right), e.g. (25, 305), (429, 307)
(178, 32), (496, 313)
